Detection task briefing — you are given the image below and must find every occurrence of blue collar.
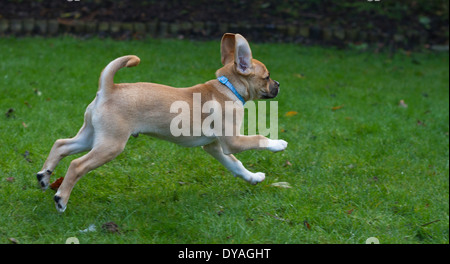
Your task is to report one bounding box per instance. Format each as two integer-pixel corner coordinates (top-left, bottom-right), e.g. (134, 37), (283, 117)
(217, 76), (246, 105)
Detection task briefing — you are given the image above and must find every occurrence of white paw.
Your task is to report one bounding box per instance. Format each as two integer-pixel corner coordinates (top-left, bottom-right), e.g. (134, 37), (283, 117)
(267, 139), (288, 152)
(36, 170), (52, 191)
(248, 172), (265, 185)
(54, 192), (67, 213)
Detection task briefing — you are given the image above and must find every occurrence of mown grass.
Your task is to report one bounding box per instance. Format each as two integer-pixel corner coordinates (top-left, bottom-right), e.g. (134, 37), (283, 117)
(0, 36), (448, 244)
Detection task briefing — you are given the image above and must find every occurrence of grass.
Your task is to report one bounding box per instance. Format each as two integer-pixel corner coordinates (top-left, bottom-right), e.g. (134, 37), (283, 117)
(0, 36), (448, 244)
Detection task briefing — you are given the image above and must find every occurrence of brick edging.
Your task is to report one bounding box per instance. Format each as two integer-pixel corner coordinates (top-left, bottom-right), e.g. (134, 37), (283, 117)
(0, 18), (442, 48)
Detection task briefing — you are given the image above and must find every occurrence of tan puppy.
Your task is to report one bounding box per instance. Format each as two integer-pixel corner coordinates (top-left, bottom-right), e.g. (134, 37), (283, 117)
(37, 33), (288, 212)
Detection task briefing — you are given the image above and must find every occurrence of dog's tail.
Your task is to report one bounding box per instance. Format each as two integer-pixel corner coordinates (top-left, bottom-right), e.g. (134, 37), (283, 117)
(98, 55), (140, 94)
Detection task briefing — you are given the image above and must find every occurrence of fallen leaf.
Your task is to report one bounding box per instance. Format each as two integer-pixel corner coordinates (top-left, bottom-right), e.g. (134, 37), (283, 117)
(5, 108), (14, 118)
(398, 100), (408, 108)
(22, 122), (28, 128)
(102, 222), (120, 233)
(303, 220), (311, 230)
(331, 105), (344, 111)
(50, 177), (64, 191)
(417, 120), (426, 126)
(285, 111), (298, 117)
(269, 182), (292, 189)
(346, 209), (354, 215)
(284, 160), (292, 167)
(294, 73), (305, 79)
(6, 177), (15, 182)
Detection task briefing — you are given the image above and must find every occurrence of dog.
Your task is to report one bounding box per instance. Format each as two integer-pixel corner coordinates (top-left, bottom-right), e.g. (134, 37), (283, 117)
(36, 33), (288, 212)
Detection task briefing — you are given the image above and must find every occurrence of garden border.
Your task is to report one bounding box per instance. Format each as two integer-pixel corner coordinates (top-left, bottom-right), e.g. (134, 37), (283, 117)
(0, 18), (448, 51)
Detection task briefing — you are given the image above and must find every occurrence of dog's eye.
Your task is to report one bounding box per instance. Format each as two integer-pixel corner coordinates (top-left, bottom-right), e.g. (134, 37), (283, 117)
(264, 73), (270, 81)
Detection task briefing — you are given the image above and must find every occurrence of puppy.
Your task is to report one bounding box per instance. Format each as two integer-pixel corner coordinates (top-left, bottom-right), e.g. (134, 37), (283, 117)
(37, 33), (288, 212)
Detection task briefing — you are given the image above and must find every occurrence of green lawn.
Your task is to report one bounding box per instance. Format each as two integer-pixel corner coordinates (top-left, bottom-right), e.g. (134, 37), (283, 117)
(0, 36), (448, 244)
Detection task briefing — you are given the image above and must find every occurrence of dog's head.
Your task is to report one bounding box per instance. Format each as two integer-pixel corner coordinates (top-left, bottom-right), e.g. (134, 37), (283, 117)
(216, 33), (280, 101)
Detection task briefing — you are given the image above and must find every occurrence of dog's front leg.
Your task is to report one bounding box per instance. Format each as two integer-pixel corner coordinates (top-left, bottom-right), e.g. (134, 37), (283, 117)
(217, 135), (287, 155)
(202, 141), (265, 185)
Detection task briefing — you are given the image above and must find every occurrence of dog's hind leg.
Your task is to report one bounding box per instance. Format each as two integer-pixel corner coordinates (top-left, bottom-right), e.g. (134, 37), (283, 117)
(36, 113), (94, 190)
(202, 140), (265, 185)
(53, 135), (128, 212)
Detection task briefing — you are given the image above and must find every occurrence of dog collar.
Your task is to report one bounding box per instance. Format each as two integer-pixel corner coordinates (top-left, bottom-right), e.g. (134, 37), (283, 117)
(217, 76), (246, 105)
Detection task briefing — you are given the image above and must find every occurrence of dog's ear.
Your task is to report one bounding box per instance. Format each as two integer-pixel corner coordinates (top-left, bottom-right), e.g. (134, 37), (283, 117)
(234, 34), (253, 75)
(221, 33), (236, 65)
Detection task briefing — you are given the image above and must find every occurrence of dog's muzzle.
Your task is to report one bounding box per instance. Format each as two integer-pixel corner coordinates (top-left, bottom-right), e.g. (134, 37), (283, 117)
(262, 80), (280, 99)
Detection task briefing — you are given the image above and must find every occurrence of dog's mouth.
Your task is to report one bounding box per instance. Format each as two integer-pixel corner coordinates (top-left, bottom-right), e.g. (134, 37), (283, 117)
(261, 81), (280, 99)
(261, 92), (277, 99)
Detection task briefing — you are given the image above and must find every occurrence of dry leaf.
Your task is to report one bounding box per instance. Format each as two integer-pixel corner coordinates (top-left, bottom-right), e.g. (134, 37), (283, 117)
(269, 182), (292, 189)
(102, 222), (120, 233)
(285, 111), (298, 117)
(417, 120), (426, 126)
(331, 105), (344, 111)
(294, 73), (305, 79)
(303, 220), (311, 230)
(284, 160), (292, 167)
(6, 177), (15, 182)
(22, 122), (28, 128)
(50, 177), (64, 191)
(5, 108), (14, 118)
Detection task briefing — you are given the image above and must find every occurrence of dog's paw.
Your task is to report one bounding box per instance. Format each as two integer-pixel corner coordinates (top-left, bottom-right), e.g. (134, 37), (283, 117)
(36, 170), (52, 190)
(54, 194), (67, 213)
(267, 139), (288, 152)
(249, 172), (265, 185)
